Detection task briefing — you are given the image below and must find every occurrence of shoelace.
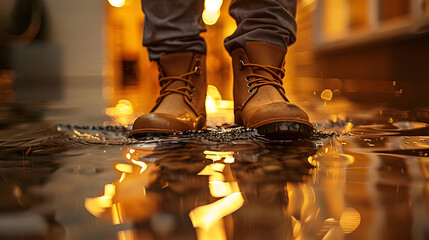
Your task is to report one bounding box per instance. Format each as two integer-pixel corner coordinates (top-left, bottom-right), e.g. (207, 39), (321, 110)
(156, 67), (199, 104)
(240, 60), (285, 94)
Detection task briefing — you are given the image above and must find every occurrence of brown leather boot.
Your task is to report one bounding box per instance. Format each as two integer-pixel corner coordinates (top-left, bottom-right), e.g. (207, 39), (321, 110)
(231, 41), (313, 139)
(130, 53), (207, 138)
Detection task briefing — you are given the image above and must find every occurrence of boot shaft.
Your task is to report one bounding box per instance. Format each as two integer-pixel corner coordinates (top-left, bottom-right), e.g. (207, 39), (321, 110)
(230, 41), (288, 112)
(153, 53), (207, 118)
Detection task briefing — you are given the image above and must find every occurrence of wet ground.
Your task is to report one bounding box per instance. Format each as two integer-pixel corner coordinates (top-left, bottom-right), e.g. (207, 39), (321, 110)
(1, 102), (429, 240)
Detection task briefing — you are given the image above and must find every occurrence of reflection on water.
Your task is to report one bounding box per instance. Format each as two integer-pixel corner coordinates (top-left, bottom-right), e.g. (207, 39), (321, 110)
(1, 110), (429, 239)
(82, 138), (319, 240)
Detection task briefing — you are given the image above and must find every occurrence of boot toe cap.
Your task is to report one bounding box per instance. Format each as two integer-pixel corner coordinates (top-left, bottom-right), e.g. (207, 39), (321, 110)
(130, 113), (199, 137)
(243, 102), (312, 128)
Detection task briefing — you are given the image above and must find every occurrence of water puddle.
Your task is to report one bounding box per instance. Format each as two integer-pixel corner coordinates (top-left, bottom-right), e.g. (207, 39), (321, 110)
(1, 113), (429, 239)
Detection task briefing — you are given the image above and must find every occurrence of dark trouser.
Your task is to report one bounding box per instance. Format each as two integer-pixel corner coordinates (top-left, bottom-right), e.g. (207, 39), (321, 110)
(141, 0), (297, 60)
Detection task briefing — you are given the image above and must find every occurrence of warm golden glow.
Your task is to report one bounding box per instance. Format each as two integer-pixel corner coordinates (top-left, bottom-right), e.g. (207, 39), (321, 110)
(198, 165), (215, 175)
(189, 192), (244, 230)
(205, 85), (222, 113)
(115, 163), (133, 173)
(340, 207), (361, 234)
(339, 153), (355, 165)
(322, 0), (349, 40)
(72, 130), (102, 140)
(119, 172), (126, 182)
(205, 85), (234, 126)
(210, 172), (225, 182)
(85, 184), (116, 217)
(108, 0), (126, 8)
(205, 96), (217, 114)
(85, 146), (159, 225)
(105, 99), (136, 126)
(307, 156), (317, 166)
(211, 163), (226, 172)
(131, 159), (148, 174)
(205, 0), (223, 12)
(202, 0), (223, 25)
(223, 155), (235, 163)
(191, 150), (243, 239)
(117, 230), (134, 240)
(105, 184), (116, 197)
(204, 150), (235, 162)
(195, 219), (227, 240)
(300, 0), (316, 7)
(321, 89), (333, 101)
(203, 10), (220, 25)
(209, 181), (232, 197)
(112, 203), (123, 225)
(291, 216), (302, 237)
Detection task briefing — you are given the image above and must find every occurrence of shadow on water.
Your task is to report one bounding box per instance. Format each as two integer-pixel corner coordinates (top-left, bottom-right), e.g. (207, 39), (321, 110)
(1, 108), (429, 239)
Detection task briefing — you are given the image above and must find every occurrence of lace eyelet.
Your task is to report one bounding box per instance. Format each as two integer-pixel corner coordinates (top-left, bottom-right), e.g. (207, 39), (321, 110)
(246, 83), (251, 87)
(248, 89), (254, 94)
(194, 66), (200, 75)
(192, 87), (196, 91)
(239, 60), (245, 70)
(245, 77), (250, 81)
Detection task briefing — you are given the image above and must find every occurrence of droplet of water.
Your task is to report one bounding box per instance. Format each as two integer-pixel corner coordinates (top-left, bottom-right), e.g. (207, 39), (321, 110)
(321, 89), (333, 101)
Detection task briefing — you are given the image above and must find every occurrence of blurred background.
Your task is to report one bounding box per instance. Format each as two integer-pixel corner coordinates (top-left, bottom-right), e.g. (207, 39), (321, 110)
(1, 0), (429, 126)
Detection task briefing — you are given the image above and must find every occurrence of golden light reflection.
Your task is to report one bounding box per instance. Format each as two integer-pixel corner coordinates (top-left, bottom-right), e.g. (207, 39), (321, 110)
(190, 150), (243, 239)
(189, 192), (244, 230)
(339, 207), (361, 234)
(202, 0), (223, 25)
(203, 10), (221, 25)
(86, 147), (157, 225)
(105, 184), (116, 197)
(210, 172), (225, 182)
(291, 216), (302, 237)
(196, 219), (227, 240)
(108, 0), (126, 8)
(131, 159), (148, 174)
(119, 172), (126, 183)
(115, 163), (133, 173)
(321, 89), (333, 101)
(286, 142), (364, 240)
(72, 130), (101, 141)
(205, 0), (223, 11)
(204, 150), (235, 162)
(209, 181), (232, 197)
(205, 85), (234, 126)
(105, 99), (136, 126)
(112, 202), (123, 224)
(85, 184), (116, 217)
(308, 156), (318, 167)
(117, 230), (134, 240)
(322, 0), (348, 40)
(300, 0), (316, 7)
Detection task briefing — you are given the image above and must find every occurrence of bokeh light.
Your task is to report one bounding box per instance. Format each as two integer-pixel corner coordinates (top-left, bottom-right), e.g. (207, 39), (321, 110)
(108, 0), (126, 8)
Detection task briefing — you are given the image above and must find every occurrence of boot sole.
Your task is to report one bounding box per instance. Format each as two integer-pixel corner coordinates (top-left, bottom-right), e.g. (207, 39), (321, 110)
(255, 121), (314, 140)
(129, 131), (175, 139)
(129, 129), (180, 139)
(129, 116), (207, 139)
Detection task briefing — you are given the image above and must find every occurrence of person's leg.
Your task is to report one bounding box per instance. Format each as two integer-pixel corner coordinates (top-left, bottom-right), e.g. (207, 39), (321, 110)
(131, 0), (207, 138)
(142, 0), (206, 60)
(226, 0), (314, 139)
(224, 0), (297, 53)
